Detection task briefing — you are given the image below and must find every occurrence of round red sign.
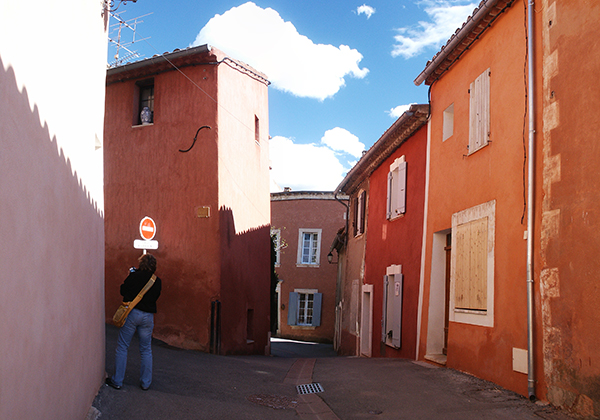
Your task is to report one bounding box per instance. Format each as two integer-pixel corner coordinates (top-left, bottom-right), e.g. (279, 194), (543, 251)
(139, 216), (156, 240)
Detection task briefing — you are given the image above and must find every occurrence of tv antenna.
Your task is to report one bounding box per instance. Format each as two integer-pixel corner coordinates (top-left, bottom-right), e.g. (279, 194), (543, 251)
(108, 11), (152, 68)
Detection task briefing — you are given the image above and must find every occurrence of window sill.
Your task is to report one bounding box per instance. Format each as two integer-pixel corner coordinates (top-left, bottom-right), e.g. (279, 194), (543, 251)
(132, 123), (154, 128)
(290, 325), (316, 330)
(387, 213), (405, 222)
(296, 263), (320, 268)
(246, 339), (255, 344)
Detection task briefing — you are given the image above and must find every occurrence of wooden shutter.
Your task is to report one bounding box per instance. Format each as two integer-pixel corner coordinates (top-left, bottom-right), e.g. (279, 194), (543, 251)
(381, 275), (388, 342)
(396, 161), (407, 215)
(454, 217), (488, 310)
(287, 292), (299, 325)
(469, 68), (490, 153)
(312, 293), (323, 327)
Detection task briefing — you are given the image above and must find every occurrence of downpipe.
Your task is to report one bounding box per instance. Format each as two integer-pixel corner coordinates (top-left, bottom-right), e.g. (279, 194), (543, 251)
(526, 0), (536, 401)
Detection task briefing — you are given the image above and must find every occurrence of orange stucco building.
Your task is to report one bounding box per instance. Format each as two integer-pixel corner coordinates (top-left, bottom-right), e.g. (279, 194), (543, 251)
(415, 0), (600, 417)
(103, 45), (272, 355)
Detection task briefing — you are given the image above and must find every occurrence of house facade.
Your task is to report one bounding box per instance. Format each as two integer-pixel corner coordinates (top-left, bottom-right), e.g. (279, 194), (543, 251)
(0, 2), (108, 418)
(335, 105), (429, 357)
(415, 0), (600, 416)
(104, 45), (272, 355)
(271, 191), (346, 343)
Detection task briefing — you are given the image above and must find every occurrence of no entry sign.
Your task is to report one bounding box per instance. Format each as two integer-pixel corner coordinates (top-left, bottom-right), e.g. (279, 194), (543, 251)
(139, 216), (156, 240)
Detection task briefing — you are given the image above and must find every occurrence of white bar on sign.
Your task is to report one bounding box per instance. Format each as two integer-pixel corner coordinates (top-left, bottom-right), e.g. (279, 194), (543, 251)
(141, 226), (154, 232)
(133, 239), (159, 250)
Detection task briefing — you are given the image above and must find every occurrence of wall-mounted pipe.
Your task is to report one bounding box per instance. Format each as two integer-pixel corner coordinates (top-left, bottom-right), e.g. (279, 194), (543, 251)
(526, 0), (536, 401)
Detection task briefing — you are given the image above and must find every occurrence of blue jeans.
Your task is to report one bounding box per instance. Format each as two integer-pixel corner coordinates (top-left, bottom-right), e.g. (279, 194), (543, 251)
(112, 308), (154, 388)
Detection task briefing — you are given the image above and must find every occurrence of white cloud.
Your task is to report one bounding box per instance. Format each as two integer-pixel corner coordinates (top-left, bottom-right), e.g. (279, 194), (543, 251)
(269, 136), (347, 191)
(357, 4), (376, 19)
(392, 1), (477, 58)
(321, 127), (365, 158)
(192, 2), (369, 100)
(387, 103), (415, 118)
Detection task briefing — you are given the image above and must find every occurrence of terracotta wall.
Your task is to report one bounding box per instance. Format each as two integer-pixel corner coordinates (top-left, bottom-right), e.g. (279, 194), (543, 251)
(538, 0), (600, 415)
(104, 62), (223, 350)
(364, 125), (427, 359)
(418, 4), (531, 396)
(272, 196), (346, 343)
(0, 2), (107, 418)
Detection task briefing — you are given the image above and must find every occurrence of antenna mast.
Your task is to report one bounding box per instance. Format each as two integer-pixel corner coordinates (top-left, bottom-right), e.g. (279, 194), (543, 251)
(108, 11), (152, 68)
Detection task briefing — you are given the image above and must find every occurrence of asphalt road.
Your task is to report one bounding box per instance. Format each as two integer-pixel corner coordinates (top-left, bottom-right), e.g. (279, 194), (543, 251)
(91, 325), (576, 420)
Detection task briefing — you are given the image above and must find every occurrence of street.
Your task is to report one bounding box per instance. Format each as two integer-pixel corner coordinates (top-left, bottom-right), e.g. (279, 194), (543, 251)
(91, 325), (575, 420)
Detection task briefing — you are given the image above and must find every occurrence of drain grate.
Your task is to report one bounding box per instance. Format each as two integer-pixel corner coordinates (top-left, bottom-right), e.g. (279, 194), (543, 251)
(296, 383), (324, 395)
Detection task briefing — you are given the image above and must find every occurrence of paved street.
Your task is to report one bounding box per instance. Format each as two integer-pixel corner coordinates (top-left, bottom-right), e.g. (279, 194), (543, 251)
(92, 325), (576, 419)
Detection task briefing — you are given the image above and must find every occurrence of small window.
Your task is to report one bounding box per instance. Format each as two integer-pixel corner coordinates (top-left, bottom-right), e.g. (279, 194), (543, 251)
(271, 228), (282, 266)
(443, 103), (454, 141)
(354, 190), (367, 236)
(135, 78), (154, 125)
(297, 229), (322, 266)
(382, 265), (403, 349)
(255, 115), (260, 144)
(288, 290), (322, 327)
(387, 156), (407, 220)
(469, 69), (490, 154)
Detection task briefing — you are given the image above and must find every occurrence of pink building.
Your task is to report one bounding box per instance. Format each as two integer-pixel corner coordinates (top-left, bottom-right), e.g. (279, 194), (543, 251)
(271, 191), (346, 343)
(104, 45), (272, 355)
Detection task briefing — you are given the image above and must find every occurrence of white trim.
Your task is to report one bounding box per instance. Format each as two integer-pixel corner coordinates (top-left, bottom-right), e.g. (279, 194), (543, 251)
(296, 228), (322, 265)
(416, 118), (432, 360)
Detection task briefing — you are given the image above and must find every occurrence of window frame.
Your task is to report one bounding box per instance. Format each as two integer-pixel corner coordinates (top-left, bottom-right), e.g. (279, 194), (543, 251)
(296, 228), (322, 266)
(271, 228), (281, 267)
(134, 78), (155, 126)
(387, 156), (407, 220)
(287, 289), (322, 327)
(354, 190), (367, 236)
(449, 200), (495, 327)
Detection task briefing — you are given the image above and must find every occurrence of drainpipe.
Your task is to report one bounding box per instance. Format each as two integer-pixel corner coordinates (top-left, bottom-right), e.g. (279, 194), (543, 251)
(526, 0), (536, 401)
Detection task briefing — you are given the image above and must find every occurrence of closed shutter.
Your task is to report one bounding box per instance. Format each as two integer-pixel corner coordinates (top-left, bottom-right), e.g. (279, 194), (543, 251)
(389, 274), (403, 348)
(396, 161), (407, 215)
(287, 292), (299, 325)
(469, 68), (490, 153)
(381, 275), (388, 342)
(454, 217), (488, 310)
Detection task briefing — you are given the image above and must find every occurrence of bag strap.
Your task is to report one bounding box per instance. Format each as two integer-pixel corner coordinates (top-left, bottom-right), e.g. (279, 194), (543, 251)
(129, 274), (157, 308)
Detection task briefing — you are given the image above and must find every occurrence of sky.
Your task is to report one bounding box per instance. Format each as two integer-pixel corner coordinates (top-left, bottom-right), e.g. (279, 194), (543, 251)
(107, 0), (478, 192)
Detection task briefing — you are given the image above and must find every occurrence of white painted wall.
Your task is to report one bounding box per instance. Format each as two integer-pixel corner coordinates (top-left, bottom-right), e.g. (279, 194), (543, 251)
(0, 1), (107, 418)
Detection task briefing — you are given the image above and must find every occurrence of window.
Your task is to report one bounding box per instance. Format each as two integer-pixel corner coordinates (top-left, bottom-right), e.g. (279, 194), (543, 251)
(450, 200), (495, 327)
(288, 289), (322, 327)
(254, 115), (260, 144)
(443, 103), (454, 141)
(468, 68), (490, 154)
(135, 78), (154, 125)
(271, 228), (281, 266)
(387, 156), (407, 220)
(354, 190), (366, 236)
(297, 229), (322, 266)
(382, 265), (403, 348)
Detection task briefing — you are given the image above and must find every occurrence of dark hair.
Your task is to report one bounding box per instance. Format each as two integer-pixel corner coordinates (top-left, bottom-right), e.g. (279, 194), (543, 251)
(138, 254), (157, 273)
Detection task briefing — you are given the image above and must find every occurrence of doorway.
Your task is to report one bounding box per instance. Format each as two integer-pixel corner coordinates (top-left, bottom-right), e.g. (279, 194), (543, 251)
(360, 284), (373, 357)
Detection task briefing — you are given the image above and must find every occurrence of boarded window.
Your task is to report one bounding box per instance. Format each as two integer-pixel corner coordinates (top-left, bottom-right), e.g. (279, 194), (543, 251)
(454, 217), (488, 311)
(469, 68), (490, 154)
(387, 157), (407, 220)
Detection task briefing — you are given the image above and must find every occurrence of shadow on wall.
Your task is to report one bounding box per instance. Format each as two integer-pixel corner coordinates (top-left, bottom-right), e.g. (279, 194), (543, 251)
(218, 206), (272, 355)
(0, 55), (105, 419)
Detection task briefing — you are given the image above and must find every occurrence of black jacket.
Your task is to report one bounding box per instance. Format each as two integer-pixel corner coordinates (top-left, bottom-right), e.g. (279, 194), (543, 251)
(120, 270), (162, 313)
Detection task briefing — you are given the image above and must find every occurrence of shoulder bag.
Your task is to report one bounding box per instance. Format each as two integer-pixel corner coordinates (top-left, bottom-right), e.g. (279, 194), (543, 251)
(112, 274), (157, 327)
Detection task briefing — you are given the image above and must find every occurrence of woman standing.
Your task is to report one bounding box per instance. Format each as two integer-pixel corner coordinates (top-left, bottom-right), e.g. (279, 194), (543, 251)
(106, 254), (162, 391)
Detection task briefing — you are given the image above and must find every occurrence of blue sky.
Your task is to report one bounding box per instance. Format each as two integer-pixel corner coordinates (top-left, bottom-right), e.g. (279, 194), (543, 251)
(108, 0), (477, 191)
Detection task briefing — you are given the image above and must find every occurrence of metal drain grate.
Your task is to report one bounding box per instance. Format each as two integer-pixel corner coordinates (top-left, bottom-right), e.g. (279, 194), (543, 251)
(296, 383), (324, 395)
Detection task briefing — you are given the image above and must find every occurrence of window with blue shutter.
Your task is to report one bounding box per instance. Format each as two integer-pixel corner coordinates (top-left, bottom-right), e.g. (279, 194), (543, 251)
(288, 291), (322, 327)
